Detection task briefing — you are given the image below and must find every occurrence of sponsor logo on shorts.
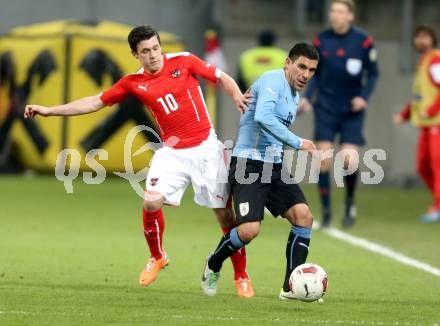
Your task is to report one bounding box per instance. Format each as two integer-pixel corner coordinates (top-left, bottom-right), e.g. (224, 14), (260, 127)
(239, 202), (249, 216)
(216, 195), (224, 201)
(150, 177), (159, 186)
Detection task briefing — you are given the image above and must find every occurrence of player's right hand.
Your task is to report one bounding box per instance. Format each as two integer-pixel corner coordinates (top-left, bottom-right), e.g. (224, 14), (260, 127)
(300, 138), (316, 155)
(234, 89), (252, 113)
(24, 105), (50, 119)
(392, 113), (404, 126)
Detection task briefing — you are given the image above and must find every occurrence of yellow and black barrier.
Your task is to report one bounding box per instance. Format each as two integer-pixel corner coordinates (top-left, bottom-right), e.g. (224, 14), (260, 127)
(0, 20), (186, 172)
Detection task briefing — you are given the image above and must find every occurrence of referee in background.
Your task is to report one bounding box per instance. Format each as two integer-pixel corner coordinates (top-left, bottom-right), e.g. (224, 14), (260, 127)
(299, 0), (379, 228)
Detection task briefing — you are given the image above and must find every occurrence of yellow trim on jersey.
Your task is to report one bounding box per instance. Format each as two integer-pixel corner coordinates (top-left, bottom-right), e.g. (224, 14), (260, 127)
(411, 49), (440, 127)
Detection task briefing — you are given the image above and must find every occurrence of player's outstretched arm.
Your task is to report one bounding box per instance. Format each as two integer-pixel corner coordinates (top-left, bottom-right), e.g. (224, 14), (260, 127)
(24, 95), (105, 119)
(218, 73), (251, 113)
(393, 103), (411, 126)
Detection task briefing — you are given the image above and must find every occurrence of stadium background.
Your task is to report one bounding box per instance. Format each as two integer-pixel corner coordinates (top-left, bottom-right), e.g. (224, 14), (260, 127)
(0, 1), (439, 325)
(0, 0), (439, 181)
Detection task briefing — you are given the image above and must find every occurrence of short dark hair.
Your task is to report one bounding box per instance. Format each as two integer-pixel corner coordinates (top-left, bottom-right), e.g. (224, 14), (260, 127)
(331, 0), (355, 13)
(288, 43), (320, 62)
(414, 25), (438, 48)
(258, 30), (276, 46)
(128, 25), (161, 52)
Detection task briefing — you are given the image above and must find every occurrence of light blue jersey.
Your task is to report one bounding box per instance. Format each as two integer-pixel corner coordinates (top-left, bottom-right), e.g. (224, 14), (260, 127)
(233, 69), (302, 163)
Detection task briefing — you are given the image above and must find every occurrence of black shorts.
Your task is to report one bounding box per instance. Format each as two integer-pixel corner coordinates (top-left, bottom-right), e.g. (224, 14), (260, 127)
(228, 156), (308, 224)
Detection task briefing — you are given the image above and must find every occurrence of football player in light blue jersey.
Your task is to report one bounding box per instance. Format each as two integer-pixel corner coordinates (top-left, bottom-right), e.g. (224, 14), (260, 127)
(202, 43), (319, 299)
(234, 68), (303, 163)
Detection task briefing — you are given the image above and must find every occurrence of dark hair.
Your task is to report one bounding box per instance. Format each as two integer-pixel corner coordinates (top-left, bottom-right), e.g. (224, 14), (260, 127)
(331, 0), (355, 13)
(258, 30), (276, 46)
(413, 25), (438, 47)
(128, 25), (161, 52)
(288, 43), (320, 62)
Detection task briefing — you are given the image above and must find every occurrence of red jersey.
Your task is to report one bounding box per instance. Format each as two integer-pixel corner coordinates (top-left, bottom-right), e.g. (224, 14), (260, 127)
(100, 52), (221, 149)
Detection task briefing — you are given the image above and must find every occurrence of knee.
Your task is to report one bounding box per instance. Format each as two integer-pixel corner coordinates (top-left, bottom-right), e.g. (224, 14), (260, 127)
(341, 149), (359, 170)
(286, 204), (313, 227)
(213, 208), (235, 228)
(320, 158), (332, 172)
(344, 156), (358, 170)
(297, 207), (314, 227)
(298, 207), (313, 227)
(237, 222), (260, 243)
(144, 200), (162, 212)
(143, 191), (164, 212)
(317, 144), (334, 172)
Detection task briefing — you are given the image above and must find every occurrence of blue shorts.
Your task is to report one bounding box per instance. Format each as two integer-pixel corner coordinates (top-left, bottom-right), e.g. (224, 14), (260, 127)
(314, 107), (366, 146)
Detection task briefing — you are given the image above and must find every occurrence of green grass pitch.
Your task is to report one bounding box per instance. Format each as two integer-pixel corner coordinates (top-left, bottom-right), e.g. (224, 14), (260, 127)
(0, 176), (439, 325)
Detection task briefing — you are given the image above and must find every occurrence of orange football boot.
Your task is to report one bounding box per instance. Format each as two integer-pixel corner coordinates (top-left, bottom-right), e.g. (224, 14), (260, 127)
(139, 254), (169, 286)
(234, 278), (255, 298)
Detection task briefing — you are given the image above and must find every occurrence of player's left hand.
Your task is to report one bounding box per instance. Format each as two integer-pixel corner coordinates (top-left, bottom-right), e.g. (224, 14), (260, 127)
(297, 98), (313, 115)
(234, 89), (252, 113)
(351, 97), (368, 112)
(300, 138), (316, 156)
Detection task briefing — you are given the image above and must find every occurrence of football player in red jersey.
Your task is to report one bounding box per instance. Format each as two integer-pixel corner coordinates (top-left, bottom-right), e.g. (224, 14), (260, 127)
(394, 26), (440, 223)
(24, 25), (255, 297)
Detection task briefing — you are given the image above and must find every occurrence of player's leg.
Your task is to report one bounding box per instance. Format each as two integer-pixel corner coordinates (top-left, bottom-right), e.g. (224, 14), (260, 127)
(316, 140), (334, 227)
(142, 192), (166, 260)
(280, 204), (313, 299)
(213, 207), (253, 298)
(265, 171), (312, 300)
(193, 136), (254, 296)
(421, 127), (440, 222)
(139, 191), (169, 286)
(416, 129), (434, 196)
(340, 143), (360, 228)
(314, 107), (337, 227)
(201, 157), (269, 296)
(206, 220), (259, 278)
(340, 110), (365, 228)
(139, 148), (190, 286)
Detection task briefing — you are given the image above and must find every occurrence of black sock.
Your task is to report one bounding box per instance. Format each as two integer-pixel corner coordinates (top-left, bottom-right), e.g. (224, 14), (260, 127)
(208, 227), (244, 273)
(282, 225), (311, 292)
(344, 171), (358, 207)
(318, 171), (331, 215)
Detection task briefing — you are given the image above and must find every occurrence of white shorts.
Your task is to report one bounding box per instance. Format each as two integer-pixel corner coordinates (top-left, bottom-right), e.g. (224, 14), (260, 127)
(145, 130), (229, 208)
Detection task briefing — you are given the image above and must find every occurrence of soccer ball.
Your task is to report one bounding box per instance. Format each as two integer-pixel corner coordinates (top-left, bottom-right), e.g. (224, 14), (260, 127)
(289, 263), (328, 302)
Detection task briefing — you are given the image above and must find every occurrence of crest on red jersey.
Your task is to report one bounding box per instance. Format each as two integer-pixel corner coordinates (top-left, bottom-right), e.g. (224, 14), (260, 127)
(171, 69), (181, 78)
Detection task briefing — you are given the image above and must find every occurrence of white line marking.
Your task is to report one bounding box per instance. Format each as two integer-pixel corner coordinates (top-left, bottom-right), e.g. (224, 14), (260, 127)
(0, 310), (30, 315)
(1, 311), (437, 325)
(323, 227), (440, 278)
(170, 315), (436, 325)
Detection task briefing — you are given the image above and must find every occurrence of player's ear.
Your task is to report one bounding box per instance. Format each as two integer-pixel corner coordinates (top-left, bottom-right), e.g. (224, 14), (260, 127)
(348, 11), (355, 24)
(132, 50), (138, 59)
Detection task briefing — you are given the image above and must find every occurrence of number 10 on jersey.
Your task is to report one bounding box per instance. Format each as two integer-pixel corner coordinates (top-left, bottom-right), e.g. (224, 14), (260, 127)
(157, 94), (179, 114)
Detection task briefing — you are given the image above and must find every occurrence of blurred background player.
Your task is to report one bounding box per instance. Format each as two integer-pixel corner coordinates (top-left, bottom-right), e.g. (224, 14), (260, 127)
(298, 0), (379, 228)
(394, 25), (440, 223)
(24, 25), (255, 298)
(237, 30), (287, 92)
(201, 43), (318, 299)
